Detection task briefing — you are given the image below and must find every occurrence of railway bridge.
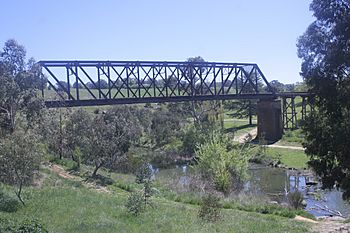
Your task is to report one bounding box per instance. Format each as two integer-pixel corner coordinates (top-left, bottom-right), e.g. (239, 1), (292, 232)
(39, 60), (313, 141)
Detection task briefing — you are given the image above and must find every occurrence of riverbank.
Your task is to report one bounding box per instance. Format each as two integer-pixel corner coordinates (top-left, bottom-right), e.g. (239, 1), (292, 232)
(0, 163), (311, 233)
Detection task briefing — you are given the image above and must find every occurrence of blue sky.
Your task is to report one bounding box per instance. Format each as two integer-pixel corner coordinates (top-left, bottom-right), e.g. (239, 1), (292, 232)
(1, 0), (313, 84)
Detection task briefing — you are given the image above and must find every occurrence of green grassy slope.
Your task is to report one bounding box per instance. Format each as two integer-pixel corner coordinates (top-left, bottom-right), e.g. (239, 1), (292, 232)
(0, 169), (310, 233)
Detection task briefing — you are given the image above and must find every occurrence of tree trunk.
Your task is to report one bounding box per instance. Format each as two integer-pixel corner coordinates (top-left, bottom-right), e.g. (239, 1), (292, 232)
(92, 162), (102, 177)
(59, 109), (63, 159)
(14, 175), (25, 206)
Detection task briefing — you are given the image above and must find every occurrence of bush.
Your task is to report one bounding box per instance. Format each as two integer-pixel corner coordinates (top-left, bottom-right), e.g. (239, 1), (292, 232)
(125, 191), (144, 216)
(0, 218), (48, 233)
(0, 189), (21, 213)
(287, 190), (304, 209)
(196, 133), (251, 193)
(135, 163), (152, 184)
(198, 194), (221, 222)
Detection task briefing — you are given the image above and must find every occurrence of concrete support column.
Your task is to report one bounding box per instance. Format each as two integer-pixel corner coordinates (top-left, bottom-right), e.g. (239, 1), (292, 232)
(257, 99), (283, 142)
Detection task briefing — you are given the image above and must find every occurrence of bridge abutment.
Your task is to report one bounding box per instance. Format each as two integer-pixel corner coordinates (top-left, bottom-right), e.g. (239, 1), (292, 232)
(257, 99), (283, 142)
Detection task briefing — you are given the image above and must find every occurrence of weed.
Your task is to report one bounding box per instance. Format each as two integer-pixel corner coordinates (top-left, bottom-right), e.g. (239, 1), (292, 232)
(287, 191), (304, 209)
(198, 194), (221, 222)
(126, 191), (144, 216)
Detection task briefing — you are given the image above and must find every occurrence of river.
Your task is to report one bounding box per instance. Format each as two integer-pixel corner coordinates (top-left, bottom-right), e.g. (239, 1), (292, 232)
(151, 164), (350, 217)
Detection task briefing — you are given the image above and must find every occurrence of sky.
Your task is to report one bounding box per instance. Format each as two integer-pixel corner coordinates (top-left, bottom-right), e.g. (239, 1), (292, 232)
(0, 0), (314, 84)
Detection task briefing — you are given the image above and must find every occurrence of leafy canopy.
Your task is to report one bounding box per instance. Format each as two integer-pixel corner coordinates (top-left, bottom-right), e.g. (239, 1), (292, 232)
(297, 0), (350, 198)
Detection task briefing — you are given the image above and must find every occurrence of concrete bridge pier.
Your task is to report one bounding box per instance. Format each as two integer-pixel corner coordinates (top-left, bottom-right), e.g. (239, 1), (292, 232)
(257, 99), (283, 142)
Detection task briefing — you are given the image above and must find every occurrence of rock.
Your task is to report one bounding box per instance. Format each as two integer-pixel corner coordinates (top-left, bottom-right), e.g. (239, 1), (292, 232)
(269, 201), (278, 205)
(280, 202), (289, 208)
(317, 216), (329, 221)
(301, 200), (307, 207)
(326, 216), (346, 222)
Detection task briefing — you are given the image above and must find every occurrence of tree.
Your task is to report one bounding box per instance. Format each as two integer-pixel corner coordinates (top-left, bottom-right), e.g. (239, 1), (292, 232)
(297, 0), (350, 198)
(39, 108), (71, 159)
(150, 107), (182, 146)
(56, 81), (70, 91)
(86, 106), (142, 176)
(267, 80), (285, 93)
(72, 82), (83, 89)
(65, 109), (92, 162)
(0, 131), (43, 205)
(99, 79), (108, 89)
(0, 39), (44, 134)
(224, 100), (257, 125)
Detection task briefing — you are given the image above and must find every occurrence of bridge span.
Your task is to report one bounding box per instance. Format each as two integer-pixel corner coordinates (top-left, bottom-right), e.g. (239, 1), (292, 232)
(38, 60), (313, 141)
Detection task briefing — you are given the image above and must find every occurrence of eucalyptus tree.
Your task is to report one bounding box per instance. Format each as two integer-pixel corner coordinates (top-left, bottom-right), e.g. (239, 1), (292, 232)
(86, 106), (142, 177)
(297, 0), (350, 198)
(0, 39), (44, 134)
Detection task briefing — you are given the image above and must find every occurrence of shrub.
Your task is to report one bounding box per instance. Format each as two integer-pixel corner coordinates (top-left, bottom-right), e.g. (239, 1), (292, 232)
(287, 190), (304, 209)
(195, 133), (251, 193)
(143, 180), (153, 206)
(198, 194), (221, 222)
(135, 163), (152, 184)
(0, 218), (48, 233)
(0, 190), (20, 213)
(126, 191), (144, 216)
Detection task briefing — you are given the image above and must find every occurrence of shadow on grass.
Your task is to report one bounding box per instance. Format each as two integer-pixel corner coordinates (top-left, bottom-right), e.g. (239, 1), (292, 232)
(225, 123), (257, 133)
(84, 174), (115, 186)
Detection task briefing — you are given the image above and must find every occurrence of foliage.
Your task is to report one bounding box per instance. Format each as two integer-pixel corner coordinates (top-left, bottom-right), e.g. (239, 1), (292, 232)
(38, 108), (71, 159)
(0, 218), (48, 233)
(126, 191), (144, 216)
(250, 133), (268, 164)
(85, 106), (142, 176)
(134, 163), (154, 207)
(142, 180), (153, 206)
(297, 0), (350, 198)
(282, 129), (304, 144)
(65, 109), (92, 162)
(0, 39), (44, 134)
(0, 189), (20, 213)
(181, 124), (208, 156)
(135, 163), (152, 184)
(224, 100), (257, 123)
(150, 107), (182, 146)
(195, 133), (251, 193)
(0, 131), (43, 204)
(198, 194), (221, 222)
(287, 191), (304, 210)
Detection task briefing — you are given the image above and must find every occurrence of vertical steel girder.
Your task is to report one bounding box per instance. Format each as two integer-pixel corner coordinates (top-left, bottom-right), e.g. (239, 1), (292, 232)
(283, 97), (298, 129)
(39, 61), (276, 107)
(282, 95), (314, 129)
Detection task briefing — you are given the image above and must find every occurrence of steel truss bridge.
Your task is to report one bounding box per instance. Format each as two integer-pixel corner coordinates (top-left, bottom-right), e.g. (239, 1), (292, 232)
(39, 60), (313, 130)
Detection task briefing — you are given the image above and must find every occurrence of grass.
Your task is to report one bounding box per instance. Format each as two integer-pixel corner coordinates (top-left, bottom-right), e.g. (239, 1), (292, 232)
(277, 129), (304, 147)
(265, 147), (309, 169)
(0, 167), (311, 233)
(224, 119), (257, 138)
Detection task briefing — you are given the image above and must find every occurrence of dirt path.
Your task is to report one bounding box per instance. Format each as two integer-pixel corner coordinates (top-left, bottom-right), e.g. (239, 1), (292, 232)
(234, 128), (257, 143)
(295, 216), (350, 233)
(313, 217), (350, 233)
(45, 163), (111, 194)
(234, 127), (305, 150)
(265, 144), (305, 150)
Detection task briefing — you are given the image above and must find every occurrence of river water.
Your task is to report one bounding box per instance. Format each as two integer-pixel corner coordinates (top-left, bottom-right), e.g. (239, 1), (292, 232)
(152, 164), (350, 217)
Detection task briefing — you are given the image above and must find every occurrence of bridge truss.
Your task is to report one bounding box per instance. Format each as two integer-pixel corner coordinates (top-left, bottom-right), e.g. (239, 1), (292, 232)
(39, 60), (313, 130)
(39, 60), (276, 107)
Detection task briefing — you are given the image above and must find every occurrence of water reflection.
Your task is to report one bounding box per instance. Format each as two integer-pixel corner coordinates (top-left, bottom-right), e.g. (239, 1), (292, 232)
(153, 164), (350, 217)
